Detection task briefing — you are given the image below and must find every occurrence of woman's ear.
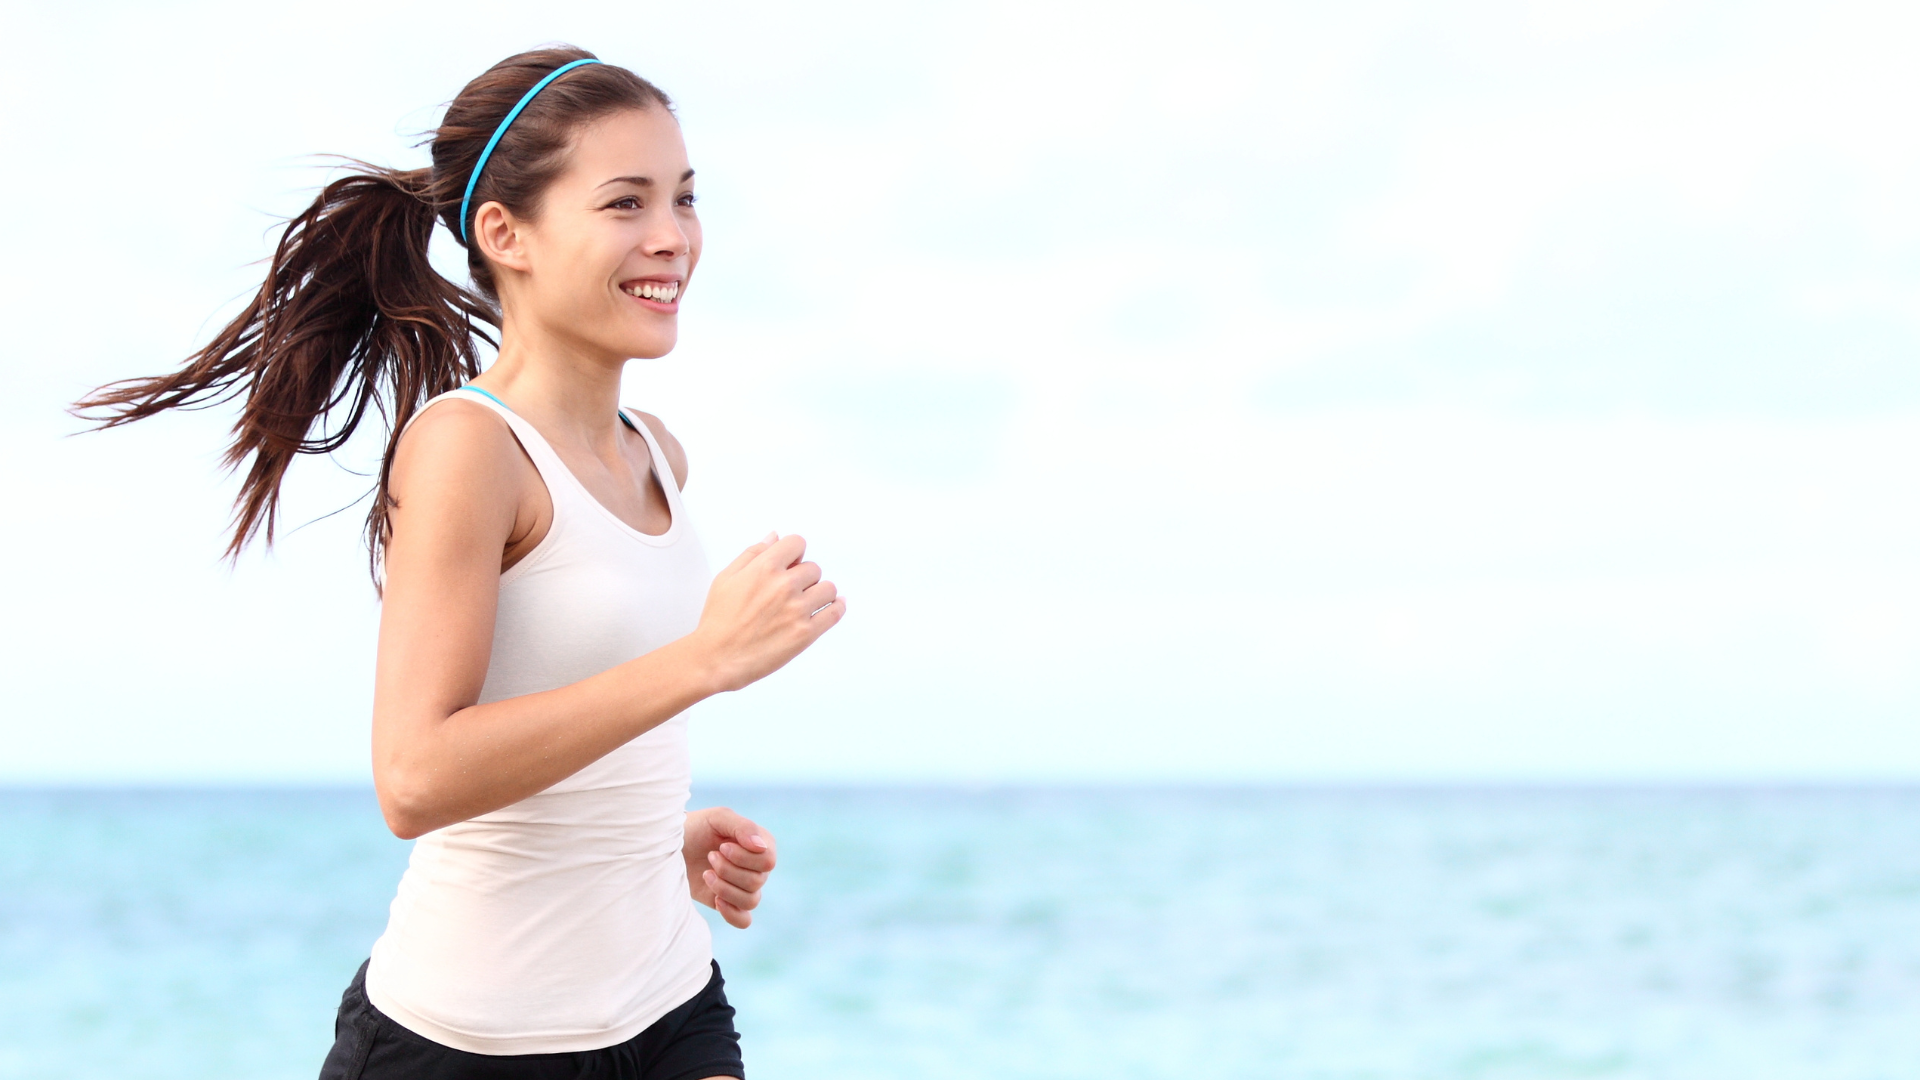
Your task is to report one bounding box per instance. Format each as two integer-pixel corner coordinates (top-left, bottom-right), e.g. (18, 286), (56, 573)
(471, 201), (534, 274)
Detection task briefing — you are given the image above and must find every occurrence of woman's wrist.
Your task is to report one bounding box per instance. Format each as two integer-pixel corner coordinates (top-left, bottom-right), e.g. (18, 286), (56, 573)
(664, 631), (738, 698)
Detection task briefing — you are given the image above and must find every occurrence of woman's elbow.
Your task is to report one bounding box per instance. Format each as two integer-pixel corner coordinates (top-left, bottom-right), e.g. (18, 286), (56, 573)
(375, 768), (436, 840)
(383, 809), (429, 842)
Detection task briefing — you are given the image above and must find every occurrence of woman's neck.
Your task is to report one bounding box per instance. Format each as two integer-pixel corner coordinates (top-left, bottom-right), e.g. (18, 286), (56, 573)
(475, 316), (628, 447)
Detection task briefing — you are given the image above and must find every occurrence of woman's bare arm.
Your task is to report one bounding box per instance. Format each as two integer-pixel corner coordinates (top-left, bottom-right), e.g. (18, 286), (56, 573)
(371, 402), (841, 839)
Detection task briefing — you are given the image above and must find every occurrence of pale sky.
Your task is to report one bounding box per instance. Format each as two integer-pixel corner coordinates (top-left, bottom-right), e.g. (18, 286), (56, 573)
(3, 0), (1918, 782)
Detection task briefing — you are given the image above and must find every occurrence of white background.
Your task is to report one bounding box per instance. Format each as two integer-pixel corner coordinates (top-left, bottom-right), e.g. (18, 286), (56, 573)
(3, 0), (1917, 782)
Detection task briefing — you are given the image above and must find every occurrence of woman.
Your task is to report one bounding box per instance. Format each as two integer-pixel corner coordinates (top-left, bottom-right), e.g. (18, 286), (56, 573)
(77, 46), (844, 1079)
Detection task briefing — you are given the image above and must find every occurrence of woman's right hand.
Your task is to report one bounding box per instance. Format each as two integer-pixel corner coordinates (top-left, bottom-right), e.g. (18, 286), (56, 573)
(688, 533), (845, 693)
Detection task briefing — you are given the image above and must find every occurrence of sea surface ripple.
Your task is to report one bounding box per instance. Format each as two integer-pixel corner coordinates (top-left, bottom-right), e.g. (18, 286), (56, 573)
(2, 786), (1917, 1079)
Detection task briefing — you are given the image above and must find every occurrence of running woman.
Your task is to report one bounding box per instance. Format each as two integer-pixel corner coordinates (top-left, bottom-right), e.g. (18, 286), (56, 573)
(76, 46), (845, 1080)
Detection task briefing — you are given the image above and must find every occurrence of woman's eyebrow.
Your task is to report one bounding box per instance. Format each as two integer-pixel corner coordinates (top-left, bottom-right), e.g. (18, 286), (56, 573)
(596, 169), (697, 190)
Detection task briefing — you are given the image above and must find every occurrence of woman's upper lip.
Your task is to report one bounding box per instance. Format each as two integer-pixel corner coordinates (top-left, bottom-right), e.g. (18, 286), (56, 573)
(620, 275), (682, 285)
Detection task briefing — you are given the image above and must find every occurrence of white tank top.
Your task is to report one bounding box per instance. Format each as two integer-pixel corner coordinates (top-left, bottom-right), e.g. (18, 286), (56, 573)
(365, 387), (715, 1055)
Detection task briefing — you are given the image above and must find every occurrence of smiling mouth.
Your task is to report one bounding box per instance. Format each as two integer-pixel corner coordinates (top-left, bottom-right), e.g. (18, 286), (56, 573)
(623, 280), (680, 304)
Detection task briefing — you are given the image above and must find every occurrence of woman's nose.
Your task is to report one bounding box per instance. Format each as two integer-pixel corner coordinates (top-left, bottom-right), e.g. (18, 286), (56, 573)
(645, 209), (688, 259)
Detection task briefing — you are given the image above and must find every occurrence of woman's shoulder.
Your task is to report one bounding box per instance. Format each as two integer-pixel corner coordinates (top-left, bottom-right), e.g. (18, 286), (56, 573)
(624, 408), (689, 491)
(391, 395), (533, 492)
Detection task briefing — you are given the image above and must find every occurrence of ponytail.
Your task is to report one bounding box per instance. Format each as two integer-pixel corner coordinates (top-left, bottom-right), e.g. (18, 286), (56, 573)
(75, 165), (494, 577)
(73, 46), (671, 585)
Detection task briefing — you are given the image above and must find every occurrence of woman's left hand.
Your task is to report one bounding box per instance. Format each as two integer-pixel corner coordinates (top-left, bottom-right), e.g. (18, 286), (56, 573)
(684, 807), (777, 928)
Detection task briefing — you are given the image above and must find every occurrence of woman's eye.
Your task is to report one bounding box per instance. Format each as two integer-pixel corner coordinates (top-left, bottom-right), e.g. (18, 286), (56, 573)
(677, 192), (698, 207)
(609, 196), (641, 210)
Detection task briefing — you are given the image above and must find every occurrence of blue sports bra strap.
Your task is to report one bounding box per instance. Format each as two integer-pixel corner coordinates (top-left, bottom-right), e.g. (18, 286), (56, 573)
(460, 385), (637, 432)
(462, 384), (511, 411)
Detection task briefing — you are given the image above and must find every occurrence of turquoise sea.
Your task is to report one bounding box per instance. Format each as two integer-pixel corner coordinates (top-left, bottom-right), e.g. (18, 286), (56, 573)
(3, 787), (1919, 1079)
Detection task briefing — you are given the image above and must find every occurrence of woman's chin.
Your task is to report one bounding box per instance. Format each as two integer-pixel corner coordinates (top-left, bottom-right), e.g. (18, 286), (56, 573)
(623, 331), (678, 361)
(603, 316), (679, 361)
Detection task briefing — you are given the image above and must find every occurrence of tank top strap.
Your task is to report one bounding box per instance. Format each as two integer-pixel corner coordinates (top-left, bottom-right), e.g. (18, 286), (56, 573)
(452, 387), (576, 484)
(403, 387), (589, 517)
(617, 407), (686, 518)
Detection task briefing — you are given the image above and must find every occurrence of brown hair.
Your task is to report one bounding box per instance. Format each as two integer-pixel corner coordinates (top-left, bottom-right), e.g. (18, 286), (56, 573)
(73, 46), (672, 580)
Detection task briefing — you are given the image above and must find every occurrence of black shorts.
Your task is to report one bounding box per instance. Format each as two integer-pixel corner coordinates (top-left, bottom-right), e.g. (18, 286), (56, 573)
(317, 959), (745, 1080)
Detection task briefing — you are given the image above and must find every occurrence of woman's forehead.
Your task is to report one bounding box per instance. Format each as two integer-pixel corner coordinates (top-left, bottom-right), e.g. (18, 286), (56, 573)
(564, 108), (690, 187)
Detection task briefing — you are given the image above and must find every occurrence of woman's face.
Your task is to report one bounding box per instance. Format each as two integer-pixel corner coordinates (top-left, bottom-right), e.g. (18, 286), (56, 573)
(485, 105), (701, 362)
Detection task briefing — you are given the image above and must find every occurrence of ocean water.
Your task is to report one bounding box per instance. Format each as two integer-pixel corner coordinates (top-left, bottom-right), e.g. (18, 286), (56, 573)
(2, 787), (1918, 1079)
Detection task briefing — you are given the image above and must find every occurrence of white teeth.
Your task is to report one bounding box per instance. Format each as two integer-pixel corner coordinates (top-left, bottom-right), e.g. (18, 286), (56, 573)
(627, 282), (679, 302)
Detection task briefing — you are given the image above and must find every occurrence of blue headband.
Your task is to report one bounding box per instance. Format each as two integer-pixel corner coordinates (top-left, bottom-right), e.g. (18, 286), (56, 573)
(459, 58), (603, 244)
